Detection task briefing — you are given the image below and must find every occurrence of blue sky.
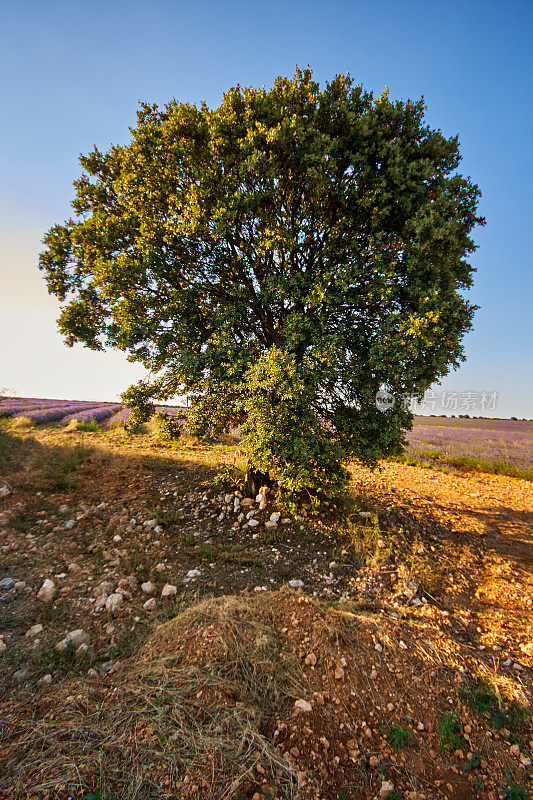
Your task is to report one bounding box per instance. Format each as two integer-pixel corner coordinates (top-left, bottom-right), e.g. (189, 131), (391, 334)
(1, 0), (532, 417)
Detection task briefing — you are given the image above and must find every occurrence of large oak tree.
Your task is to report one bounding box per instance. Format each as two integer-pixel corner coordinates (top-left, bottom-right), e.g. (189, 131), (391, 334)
(40, 70), (483, 497)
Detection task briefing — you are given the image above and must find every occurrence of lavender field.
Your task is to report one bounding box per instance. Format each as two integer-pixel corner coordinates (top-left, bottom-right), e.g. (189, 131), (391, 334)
(405, 416), (533, 480)
(0, 397), (184, 428)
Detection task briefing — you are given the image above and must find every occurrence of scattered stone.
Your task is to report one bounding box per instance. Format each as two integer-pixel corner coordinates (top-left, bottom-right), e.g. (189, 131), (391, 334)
(64, 519), (75, 529)
(334, 666), (345, 680)
(289, 579), (304, 589)
(26, 624), (43, 638)
(186, 569), (201, 578)
(141, 581), (156, 595)
(265, 520), (277, 529)
(39, 674), (52, 685)
(0, 640), (6, 656)
(0, 577), (16, 590)
(104, 623), (115, 635)
(105, 593), (124, 614)
(380, 780), (395, 798)
(143, 597), (156, 611)
(13, 668), (29, 681)
(294, 698), (313, 713)
(248, 519), (259, 527)
(270, 512), (281, 523)
(305, 653), (317, 666)
(76, 642), (91, 658)
(56, 629), (88, 652)
(37, 579), (56, 603)
(161, 584), (178, 597)
(59, 504), (69, 514)
(0, 485), (12, 499)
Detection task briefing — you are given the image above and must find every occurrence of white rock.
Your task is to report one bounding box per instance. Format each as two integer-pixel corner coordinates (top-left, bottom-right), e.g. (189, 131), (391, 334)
(112, 535), (122, 543)
(380, 780), (394, 798)
(186, 569), (201, 578)
(143, 597), (156, 611)
(37, 579), (56, 603)
(270, 512), (281, 523)
(39, 673), (52, 685)
(56, 629), (88, 652)
(0, 640), (6, 655)
(294, 698), (312, 713)
(26, 624), (43, 638)
(161, 583), (177, 597)
(105, 593), (124, 614)
(289, 579), (304, 589)
(59, 504), (69, 514)
(0, 486), (12, 499)
(64, 519), (75, 529)
(240, 498), (254, 507)
(76, 642), (90, 658)
(225, 494), (234, 503)
(248, 519), (260, 527)
(0, 577), (16, 590)
(265, 520), (277, 529)
(141, 581), (156, 595)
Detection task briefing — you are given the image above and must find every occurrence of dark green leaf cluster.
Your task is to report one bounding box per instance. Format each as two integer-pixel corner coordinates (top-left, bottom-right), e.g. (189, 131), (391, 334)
(40, 69), (483, 494)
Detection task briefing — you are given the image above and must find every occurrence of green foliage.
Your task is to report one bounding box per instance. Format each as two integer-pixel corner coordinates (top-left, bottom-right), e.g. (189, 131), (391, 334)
(85, 789), (116, 800)
(459, 681), (530, 734)
(438, 711), (463, 752)
(153, 411), (182, 441)
(213, 463), (240, 491)
(40, 69), (483, 495)
(78, 417), (101, 432)
(501, 773), (529, 800)
(387, 724), (414, 750)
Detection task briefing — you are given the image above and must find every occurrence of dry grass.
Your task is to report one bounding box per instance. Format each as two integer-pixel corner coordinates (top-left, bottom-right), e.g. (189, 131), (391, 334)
(1, 593), (305, 800)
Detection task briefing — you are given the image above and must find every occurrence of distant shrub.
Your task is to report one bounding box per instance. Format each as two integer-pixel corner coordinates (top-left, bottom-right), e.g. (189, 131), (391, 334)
(154, 411), (181, 441)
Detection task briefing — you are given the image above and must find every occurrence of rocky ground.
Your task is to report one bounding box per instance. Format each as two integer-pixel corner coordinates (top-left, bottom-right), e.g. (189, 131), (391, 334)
(0, 422), (531, 800)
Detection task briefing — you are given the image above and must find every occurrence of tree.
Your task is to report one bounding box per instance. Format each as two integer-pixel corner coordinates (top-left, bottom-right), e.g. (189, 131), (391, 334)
(40, 69), (484, 498)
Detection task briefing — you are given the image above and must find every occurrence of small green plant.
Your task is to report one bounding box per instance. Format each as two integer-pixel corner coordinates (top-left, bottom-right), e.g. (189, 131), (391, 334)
(463, 751), (482, 772)
(459, 680), (530, 734)
(78, 418), (100, 432)
(85, 789), (116, 800)
(387, 724), (414, 750)
(156, 509), (182, 526)
(438, 711), (463, 752)
(501, 772), (529, 800)
(41, 443), (91, 490)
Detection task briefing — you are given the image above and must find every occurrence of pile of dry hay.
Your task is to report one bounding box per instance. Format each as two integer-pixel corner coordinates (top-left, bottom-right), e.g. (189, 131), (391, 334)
(1, 592), (307, 800)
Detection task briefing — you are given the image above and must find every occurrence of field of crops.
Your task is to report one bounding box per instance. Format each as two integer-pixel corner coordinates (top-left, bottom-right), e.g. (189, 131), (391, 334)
(405, 415), (533, 480)
(0, 397), (183, 428)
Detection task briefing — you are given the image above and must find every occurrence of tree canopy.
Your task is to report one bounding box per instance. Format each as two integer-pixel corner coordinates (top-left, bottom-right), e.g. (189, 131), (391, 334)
(40, 69), (484, 497)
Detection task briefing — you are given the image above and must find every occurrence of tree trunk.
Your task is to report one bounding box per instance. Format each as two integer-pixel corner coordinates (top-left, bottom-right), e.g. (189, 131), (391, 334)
(243, 465), (271, 498)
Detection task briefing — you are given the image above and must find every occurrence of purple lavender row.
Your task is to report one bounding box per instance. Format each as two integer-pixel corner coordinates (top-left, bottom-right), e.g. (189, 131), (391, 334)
(63, 404), (122, 424)
(22, 403), (113, 425)
(103, 408), (131, 428)
(103, 405), (185, 429)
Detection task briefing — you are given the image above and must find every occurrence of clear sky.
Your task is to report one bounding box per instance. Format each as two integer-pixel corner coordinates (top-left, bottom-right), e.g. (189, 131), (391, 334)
(1, 0), (532, 417)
